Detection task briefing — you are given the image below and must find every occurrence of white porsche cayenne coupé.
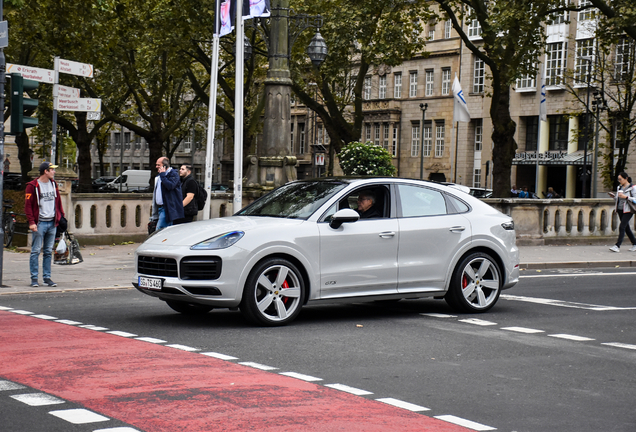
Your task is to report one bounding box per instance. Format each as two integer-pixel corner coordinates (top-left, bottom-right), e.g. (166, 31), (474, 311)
(134, 178), (519, 326)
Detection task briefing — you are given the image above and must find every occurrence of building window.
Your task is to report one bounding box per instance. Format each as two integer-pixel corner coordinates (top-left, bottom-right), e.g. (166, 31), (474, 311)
(134, 136), (142, 150)
(299, 123), (306, 154)
(183, 135), (192, 153)
(374, 123), (381, 146)
(124, 132), (131, 150)
(379, 75), (387, 99)
(575, 39), (595, 85)
(578, 0), (595, 21)
(435, 122), (445, 157)
(114, 133), (121, 151)
(423, 123), (432, 157)
(525, 116), (539, 151)
(365, 123), (372, 142)
(473, 168), (482, 188)
(394, 73), (402, 99)
(473, 57), (485, 93)
(317, 124), (323, 145)
(546, 42), (567, 86)
(548, 1), (568, 25)
(411, 124), (420, 157)
(474, 120), (483, 151)
(363, 76), (371, 100)
(409, 71), (418, 97)
(444, 20), (452, 39)
(290, 123), (294, 153)
(467, 7), (482, 39)
(548, 115), (569, 151)
(615, 37), (634, 81)
(383, 123), (390, 151)
(517, 69), (536, 89)
(392, 125), (398, 157)
(425, 70), (434, 97)
(441, 68), (451, 96)
(428, 26), (435, 40)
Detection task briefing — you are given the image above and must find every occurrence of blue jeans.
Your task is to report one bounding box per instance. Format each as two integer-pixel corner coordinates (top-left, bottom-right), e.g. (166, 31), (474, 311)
(156, 206), (172, 231)
(30, 220), (57, 281)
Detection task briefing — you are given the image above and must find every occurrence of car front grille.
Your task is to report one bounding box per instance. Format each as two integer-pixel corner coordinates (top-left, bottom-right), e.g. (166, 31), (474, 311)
(180, 256), (222, 280)
(138, 256), (178, 278)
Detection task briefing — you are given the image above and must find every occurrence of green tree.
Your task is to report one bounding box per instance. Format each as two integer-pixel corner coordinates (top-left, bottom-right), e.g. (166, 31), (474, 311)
(338, 141), (396, 176)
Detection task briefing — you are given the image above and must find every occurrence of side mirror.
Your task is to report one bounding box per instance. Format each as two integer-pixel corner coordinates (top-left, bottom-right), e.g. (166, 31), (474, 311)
(329, 208), (360, 229)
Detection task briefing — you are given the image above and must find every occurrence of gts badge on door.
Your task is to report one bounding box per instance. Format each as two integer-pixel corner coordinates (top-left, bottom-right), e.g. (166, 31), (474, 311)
(325, 281), (336, 286)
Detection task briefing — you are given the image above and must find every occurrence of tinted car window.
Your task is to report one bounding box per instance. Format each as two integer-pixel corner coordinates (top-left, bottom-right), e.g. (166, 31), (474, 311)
(398, 184), (447, 217)
(446, 194), (470, 214)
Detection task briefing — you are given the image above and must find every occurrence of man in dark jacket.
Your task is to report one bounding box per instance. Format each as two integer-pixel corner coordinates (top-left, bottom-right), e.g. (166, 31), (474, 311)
(151, 157), (184, 230)
(25, 162), (66, 287)
(174, 164), (198, 224)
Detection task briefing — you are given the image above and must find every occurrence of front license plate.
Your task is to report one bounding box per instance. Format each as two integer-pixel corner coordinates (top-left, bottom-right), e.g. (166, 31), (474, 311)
(139, 276), (163, 291)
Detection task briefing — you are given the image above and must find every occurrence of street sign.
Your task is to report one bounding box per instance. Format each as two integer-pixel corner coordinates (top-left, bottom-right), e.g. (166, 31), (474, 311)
(6, 63), (55, 84)
(58, 58), (93, 78)
(54, 84), (80, 98)
(0, 21), (8, 48)
(87, 112), (101, 121)
(55, 97), (101, 112)
(315, 153), (325, 166)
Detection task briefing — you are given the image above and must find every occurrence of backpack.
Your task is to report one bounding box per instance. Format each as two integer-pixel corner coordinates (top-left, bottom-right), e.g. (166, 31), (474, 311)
(195, 182), (208, 211)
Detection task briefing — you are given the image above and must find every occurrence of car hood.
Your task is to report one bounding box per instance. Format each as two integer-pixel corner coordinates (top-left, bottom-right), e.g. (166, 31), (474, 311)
(142, 216), (306, 247)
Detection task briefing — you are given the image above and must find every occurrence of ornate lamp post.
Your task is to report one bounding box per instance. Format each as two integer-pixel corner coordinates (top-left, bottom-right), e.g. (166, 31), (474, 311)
(591, 90), (607, 198)
(254, 0), (327, 189)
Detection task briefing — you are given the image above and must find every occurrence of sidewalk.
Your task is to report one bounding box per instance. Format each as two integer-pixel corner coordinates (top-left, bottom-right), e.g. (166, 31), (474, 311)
(0, 242), (633, 295)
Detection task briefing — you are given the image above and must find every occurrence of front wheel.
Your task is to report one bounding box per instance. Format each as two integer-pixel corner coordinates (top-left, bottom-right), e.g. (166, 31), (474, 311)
(165, 300), (213, 315)
(3, 217), (14, 247)
(240, 258), (305, 326)
(445, 252), (501, 313)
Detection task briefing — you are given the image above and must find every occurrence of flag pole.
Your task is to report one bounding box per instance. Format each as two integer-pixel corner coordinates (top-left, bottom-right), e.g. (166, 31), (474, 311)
(203, 0), (221, 220)
(233, 1), (244, 213)
(535, 78), (546, 198)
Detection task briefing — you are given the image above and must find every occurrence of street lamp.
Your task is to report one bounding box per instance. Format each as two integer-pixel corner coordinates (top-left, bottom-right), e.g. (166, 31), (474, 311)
(580, 55), (593, 198)
(307, 31), (328, 67)
(419, 103), (428, 180)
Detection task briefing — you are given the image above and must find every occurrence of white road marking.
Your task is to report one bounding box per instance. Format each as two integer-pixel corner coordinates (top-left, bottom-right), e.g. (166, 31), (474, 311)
(602, 342), (636, 350)
(279, 372), (323, 382)
(201, 352), (238, 361)
(521, 272), (636, 278)
(135, 337), (166, 344)
(0, 306), (13, 310)
(10, 310), (34, 315)
(11, 393), (65, 406)
(549, 334), (595, 342)
(420, 313), (457, 318)
(501, 294), (636, 311)
(80, 325), (109, 331)
(32, 314), (57, 320)
(0, 380), (25, 391)
(166, 344), (199, 352)
(106, 331), (137, 337)
(501, 327), (544, 334)
(49, 408), (109, 424)
(238, 362), (278, 371)
(459, 318), (498, 326)
(325, 383), (373, 395)
(93, 428), (141, 432)
(435, 415), (496, 431)
(55, 319), (83, 325)
(376, 397), (430, 412)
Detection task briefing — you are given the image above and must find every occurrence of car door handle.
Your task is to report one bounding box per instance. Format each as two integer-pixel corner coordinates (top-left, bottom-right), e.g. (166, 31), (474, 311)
(449, 226), (466, 233)
(379, 231), (396, 238)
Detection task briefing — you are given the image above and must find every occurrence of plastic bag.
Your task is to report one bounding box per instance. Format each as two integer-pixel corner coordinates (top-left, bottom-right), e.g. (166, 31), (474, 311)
(56, 233), (67, 254)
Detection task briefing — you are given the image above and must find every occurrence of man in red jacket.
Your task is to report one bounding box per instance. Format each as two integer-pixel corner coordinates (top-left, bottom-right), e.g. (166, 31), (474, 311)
(25, 162), (65, 287)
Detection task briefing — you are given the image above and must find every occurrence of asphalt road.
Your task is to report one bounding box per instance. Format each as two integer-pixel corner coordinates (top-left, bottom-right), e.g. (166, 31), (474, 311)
(1, 268), (635, 432)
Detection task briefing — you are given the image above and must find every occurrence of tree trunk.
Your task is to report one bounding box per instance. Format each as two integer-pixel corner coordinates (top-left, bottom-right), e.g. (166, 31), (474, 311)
(73, 112), (93, 193)
(490, 84), (517, 198)
(16, 132), (32, 183)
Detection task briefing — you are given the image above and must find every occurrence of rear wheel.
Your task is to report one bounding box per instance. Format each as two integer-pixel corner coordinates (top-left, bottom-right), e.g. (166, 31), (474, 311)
(445, 252), (501, 313)
(4, 216), (14, 247)
(165, 300), (213, 315)
(240, 257), (305, 326)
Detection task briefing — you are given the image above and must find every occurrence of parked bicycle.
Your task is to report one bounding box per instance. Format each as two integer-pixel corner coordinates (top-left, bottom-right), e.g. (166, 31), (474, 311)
(3, 199), (16, 247)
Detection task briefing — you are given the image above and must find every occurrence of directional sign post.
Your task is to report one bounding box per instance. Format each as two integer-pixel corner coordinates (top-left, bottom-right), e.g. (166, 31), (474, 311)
(55, 97), (101, 112)
(7, 63), (54, 84)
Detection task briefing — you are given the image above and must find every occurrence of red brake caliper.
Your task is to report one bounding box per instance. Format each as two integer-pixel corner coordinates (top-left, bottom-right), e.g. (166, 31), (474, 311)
(281, 279), (289, 304)
(462, 274), (468, 290)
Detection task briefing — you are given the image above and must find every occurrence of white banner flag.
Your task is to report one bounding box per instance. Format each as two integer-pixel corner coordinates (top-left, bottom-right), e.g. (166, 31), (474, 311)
(452, 76), (471, 123)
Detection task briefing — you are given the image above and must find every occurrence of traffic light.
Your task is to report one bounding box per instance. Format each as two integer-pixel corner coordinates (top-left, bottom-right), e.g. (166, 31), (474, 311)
(10, 73), (39, 134)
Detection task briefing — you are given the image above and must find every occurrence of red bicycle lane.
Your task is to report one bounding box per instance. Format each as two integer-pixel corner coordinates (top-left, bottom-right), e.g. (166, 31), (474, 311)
(0, 311), (473, 432)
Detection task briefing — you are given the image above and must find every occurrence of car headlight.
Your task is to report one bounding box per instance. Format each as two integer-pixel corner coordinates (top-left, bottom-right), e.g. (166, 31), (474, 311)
(190, 231), (244, 250)
(501, 221), (515, 231)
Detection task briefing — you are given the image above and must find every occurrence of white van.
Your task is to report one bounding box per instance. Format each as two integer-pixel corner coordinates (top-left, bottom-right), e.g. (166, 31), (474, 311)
(102, 170), (151, 192)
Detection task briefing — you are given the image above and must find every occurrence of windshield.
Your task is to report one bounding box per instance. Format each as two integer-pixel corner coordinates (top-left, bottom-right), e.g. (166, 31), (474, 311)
(237, 181), (347, 219)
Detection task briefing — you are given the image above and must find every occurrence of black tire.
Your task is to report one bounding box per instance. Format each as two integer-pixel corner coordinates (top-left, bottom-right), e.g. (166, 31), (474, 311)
(240, 257), (306, 326)
(445, 252), (502, 313)
(4, 218), (14, 247)
(166, 300), (213, 315)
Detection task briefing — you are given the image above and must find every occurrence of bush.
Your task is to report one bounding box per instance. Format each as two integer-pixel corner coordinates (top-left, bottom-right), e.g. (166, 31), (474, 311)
(337, 141), (396, 176)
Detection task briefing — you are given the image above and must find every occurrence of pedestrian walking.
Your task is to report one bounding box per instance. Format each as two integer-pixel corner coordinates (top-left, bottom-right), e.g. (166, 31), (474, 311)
(608, 171), (636, 253)
(151, 157), (184, 230)
(24, 162), (66, 287)
(174, 164), (198, 225)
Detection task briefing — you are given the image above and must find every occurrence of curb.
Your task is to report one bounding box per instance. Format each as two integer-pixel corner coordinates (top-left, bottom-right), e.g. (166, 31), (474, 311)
(520, 261), (636, 269)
